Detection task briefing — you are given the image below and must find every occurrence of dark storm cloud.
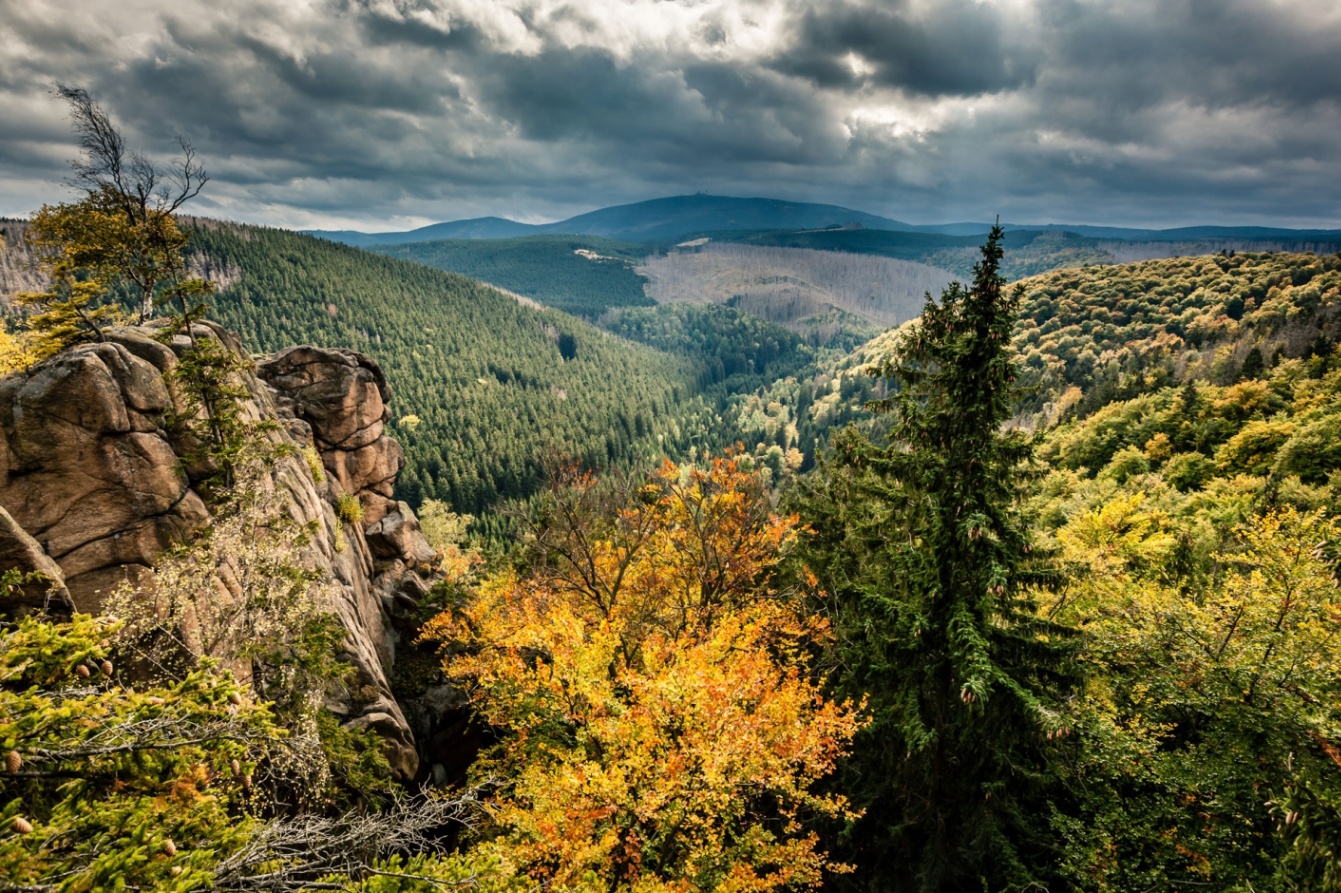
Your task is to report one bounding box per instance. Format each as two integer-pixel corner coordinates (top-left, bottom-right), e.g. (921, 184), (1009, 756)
(470, 46), (843, 168)
(0, 0), (1338, 229)
(474, 48), (690, 142)
(773, 0), (1038, 97)
(359, 3), (488, 52)
(1039, 0), (1341, 111)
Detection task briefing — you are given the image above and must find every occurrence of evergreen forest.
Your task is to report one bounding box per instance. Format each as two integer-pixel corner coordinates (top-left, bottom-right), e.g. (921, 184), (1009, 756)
(180, 221), (807, 514)
(367, 234), (656, 320)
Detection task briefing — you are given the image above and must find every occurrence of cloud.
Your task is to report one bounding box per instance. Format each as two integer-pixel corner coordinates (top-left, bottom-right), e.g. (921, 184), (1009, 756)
(771, 0), (1039, 97)
(0, 0), (1337, 229)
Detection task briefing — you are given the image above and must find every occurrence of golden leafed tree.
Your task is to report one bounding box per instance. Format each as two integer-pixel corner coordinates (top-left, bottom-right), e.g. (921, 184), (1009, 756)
(423, 454), (864, 893)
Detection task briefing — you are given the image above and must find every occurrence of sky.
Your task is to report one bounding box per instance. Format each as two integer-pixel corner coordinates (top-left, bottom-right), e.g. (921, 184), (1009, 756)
(1, 0), (1339, 232)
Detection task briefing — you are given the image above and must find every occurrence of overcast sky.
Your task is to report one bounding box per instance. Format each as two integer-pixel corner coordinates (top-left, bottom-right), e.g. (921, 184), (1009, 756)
(1, 0), (1338, 231)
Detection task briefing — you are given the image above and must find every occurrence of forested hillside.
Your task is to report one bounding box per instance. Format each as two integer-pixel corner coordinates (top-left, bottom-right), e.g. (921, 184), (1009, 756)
(369, 234), (655, 319)
(636, 242), (951, 339)
(0, 219), (41, 296)
(603, 303), (814, 395)
(178, 221), (723, 513)
(1014, 250), (1341, 417)
(0, 218), (853, 511)
(722, 226), (1085, 280)
(727, 226), (1341, 281)
(372, 235), (954, 347)
(730, 250), (1341, 468)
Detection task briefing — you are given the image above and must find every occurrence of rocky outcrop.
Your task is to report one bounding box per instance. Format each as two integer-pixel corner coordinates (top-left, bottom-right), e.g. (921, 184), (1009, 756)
(257, 346), (404, 526)
(0, 323), (438, 781)
(0, 334), (207, 610)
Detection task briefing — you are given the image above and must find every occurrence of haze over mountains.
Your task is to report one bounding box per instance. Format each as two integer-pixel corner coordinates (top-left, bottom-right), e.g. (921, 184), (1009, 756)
(306, 194), (1341, 248)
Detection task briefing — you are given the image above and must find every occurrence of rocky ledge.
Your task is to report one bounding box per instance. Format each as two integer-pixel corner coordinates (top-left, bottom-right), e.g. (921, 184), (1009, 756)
(0, 322), (438, 780)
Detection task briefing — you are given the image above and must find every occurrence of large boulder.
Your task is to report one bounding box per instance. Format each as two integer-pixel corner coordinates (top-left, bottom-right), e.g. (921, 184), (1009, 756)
(0, 340), (207, 610)
(366, 502), (437, 566)
(259, 347), (419, 533)
(258, 346), (390, 450)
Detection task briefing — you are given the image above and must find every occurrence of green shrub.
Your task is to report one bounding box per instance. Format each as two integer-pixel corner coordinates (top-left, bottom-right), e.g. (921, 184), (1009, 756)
(1277, 414), (1341, 484)
(303, 444), (326, 483)
(1099, 445), (1151, 484)
(1215, 418), (1296, 476)
(336, 493), (364, 525)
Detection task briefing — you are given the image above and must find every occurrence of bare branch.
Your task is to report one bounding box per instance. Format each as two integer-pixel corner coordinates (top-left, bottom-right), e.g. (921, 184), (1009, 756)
(163, 138), (208, 214)
(53, 83), (127, 202)
(209, 785), (494, 892)
(21, 714), (289, 764)
(52, 83), (207, 221)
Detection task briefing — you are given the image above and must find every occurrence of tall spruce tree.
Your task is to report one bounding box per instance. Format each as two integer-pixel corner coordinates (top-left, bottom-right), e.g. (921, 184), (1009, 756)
(797, 226), (1074, 892)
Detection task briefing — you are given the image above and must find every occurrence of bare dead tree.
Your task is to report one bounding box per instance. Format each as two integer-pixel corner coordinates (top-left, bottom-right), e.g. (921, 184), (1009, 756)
(52, 84), (208, 322)
(209, 786), (495, 892)
(57, 84), (207, 221)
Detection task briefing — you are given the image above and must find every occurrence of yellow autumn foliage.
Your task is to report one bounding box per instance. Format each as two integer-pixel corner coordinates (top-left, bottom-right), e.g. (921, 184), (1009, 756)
(423, 455), (863, 893)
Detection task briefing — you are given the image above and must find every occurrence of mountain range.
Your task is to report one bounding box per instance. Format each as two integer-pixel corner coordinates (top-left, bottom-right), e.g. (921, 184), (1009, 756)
(305, 194), (1341, 248)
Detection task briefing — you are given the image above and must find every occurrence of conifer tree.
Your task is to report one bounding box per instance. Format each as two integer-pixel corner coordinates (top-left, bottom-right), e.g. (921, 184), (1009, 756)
(797, 225), (1074, 892)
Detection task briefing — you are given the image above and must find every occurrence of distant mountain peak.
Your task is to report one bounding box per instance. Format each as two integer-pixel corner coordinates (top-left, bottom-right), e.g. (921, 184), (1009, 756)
(303, 194), (1341, 250)
(304, 193), (915, 247)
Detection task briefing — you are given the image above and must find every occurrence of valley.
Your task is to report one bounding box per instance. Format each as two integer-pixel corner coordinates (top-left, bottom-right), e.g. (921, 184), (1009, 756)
(4, 0), (1340, 885)
(6, 199), (1341, 525)
(6, 190), (1341, 893)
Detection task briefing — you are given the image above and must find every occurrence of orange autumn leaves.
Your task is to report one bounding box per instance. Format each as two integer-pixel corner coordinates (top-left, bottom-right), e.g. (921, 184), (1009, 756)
(421, 455), (863, 893)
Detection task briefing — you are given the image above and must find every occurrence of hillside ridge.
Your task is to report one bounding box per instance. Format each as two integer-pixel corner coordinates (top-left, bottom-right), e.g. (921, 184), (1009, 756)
(305, 193), (1341, 247)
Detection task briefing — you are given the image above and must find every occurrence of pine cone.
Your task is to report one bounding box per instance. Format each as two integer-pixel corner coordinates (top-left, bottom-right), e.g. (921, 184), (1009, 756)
(5, 751), (21, 775)
(12, 817), (32, 834)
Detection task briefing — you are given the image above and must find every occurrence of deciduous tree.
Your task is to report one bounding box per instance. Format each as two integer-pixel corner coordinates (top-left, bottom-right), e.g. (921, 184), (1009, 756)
(423, 455), (863, 893)
(18, 85), (210, 354)
(1048, 504), (1341, 891)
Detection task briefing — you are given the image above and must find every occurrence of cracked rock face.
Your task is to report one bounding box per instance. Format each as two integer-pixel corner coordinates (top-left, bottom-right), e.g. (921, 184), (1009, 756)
(259, 347), (406, 525)
(0, 325), (439, 782)
(257, 345), (390, 451)
(0, 339), (208, 610)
